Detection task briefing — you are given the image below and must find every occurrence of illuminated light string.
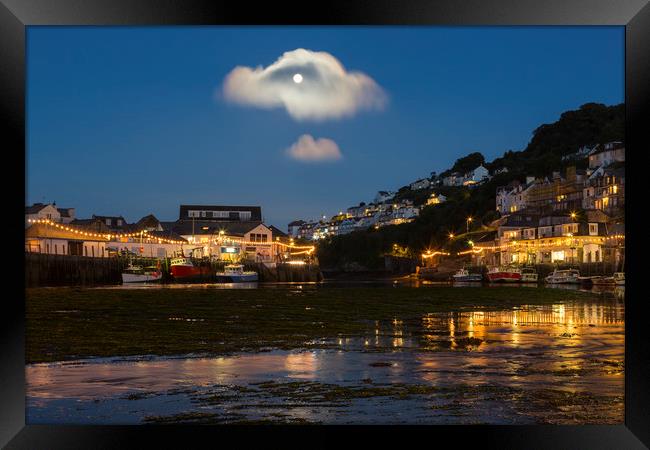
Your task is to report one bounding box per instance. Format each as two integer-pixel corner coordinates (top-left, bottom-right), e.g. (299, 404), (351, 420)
(27, 219), (185, 245)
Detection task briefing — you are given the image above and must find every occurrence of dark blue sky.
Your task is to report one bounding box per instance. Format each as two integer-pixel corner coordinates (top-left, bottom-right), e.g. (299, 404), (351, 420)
(27, 26), (623, 229)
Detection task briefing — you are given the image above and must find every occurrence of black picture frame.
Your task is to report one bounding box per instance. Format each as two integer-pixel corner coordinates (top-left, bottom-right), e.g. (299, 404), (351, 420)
(4, 0), (649, 447)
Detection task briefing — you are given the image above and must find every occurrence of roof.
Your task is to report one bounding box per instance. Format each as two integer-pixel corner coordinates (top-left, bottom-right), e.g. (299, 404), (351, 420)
(288, 220), (306, 227)
(169, 220), (267, 237)
(26, 223), (108, 241)
(145, 229), (188, 243)
(268, 225), (288, 238)
(25, 203), (52, 214)
(136, 214), (160, 228)
(502, 213), (540, 228)
(179, 205), (262, 221)
(70, 218), (112, 233)
(57, 208), (74, 217)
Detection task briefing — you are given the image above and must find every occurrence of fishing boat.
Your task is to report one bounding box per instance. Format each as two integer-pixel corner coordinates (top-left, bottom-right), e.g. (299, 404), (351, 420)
(215, 264), (258, 282)
(487, 266), (522, 282)
(545, 269), (580, 284)
(452, 268), (483, 282)
(613, 272), (625, 285)
(520, 267), (539, 283)
(122, 263), (162, 283)
(170, 256), (212, 281)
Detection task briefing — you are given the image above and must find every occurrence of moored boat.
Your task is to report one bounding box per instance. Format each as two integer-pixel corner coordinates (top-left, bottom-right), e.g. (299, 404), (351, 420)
(452, 268), (483, 282)
(487, 266), (522, 282)
(170, 257), (212, 281)
(121, 263), (163, 283)
(591, 275), (616, 286)
(545, 269), (580, 284)
(215, 264), (258, 282)
(520, 267), (538, 283)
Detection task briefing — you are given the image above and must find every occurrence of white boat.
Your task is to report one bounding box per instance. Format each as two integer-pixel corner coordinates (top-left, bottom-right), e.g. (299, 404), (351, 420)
(520, 267), (538, 283)
(613, 272), (625, 285)
(122, 263), (163, 283)
(215, 264), (258, 282)
(545, 269), (580, 284)
(452, 268), (483, 282)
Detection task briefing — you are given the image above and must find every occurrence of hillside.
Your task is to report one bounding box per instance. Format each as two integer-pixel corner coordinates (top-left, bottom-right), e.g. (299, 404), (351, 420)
(317, 102), (624, 271)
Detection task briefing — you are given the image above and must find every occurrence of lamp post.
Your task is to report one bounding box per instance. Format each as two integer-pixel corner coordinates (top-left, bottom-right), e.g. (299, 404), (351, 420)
(466, 217), (473, 234)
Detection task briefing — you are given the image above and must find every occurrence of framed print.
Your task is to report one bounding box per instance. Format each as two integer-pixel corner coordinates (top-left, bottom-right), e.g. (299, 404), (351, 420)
(3, 0), (649, 447)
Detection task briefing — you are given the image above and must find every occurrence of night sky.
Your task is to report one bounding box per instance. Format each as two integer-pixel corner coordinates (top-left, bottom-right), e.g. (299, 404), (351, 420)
(26, 26), (624, 229)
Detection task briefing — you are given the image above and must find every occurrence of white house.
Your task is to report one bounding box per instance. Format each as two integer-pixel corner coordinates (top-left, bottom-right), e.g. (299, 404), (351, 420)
(462, 164), (490, 186)
(287, 220), (306, 237)
(409, 178), (431, 190)
(442, 172), (463, 187)
(26, 203), (61, 226)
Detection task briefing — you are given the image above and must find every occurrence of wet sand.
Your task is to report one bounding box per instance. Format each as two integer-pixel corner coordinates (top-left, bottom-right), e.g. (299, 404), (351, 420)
(27, 294), (624, 424)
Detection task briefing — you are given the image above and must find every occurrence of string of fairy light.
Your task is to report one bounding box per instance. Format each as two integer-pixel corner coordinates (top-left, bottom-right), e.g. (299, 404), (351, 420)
(27, 218), (316, 253)
(28, 219), (186, 245)
(421, 234), (624, 258)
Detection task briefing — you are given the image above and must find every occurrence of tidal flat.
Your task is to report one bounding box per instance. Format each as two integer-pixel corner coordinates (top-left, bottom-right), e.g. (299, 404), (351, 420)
(26, 285), (624, 424)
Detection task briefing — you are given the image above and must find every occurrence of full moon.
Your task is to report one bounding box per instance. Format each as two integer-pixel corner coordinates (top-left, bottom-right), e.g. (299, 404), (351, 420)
(293, 73), (303, 84)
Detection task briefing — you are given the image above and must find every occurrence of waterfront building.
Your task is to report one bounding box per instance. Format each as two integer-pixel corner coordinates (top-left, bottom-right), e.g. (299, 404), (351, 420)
(472, 212), (621, 266)
(582, 167), (625, 214)
(25, 221), (109, 257)
(179, 204), (262, 222)
(168, 219), (276, 262)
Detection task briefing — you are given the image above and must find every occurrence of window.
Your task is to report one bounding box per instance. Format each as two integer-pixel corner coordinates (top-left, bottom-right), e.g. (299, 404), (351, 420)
(229, 212), (240, 220)
(84, 246), (88, 256)
(201, 211), (206, 218)
(261, 234), (267, 242)
(54, 244), (58, 254)
(117, 219), (123, 226)
(106, 218), (112, 226)
(188, 210), (200, 218)
(589, 223), (598, 236)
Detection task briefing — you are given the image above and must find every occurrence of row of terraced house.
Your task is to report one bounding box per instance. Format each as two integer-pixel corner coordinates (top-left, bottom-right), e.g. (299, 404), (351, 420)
(472, 142), (625, 267)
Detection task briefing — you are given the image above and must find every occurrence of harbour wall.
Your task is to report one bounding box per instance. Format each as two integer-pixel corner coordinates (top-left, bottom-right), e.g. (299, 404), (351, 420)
(25, 253), (322, 287)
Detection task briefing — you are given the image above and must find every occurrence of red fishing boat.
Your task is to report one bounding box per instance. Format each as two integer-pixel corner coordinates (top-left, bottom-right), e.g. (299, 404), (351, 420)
(170, 256), (212, 281)
(487, 266), (522, 282)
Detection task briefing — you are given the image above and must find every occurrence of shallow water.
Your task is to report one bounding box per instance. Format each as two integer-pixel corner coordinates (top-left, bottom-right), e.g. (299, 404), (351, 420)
(27, 296), (624, 424)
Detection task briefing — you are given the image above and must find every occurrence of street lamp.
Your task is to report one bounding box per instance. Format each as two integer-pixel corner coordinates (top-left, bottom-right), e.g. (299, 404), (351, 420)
(466, 216), (473, 234)
(448, 233), (454, 240)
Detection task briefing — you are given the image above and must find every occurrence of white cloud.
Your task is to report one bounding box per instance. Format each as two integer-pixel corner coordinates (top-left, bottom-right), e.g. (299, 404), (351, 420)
(285, 134), (342, 162)
(222, 48), (387, 121)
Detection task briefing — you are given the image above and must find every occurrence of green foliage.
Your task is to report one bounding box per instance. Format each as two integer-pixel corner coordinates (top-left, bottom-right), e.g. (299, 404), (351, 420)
(440, 152), (485, 177)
